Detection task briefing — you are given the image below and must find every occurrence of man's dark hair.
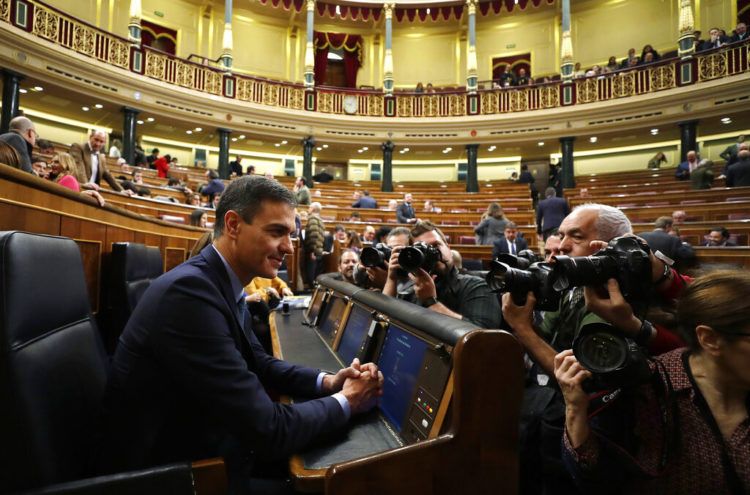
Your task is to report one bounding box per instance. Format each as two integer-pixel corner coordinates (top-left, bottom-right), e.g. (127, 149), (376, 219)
(335, 224), (345, 233)
(168, 177), (180, 186)
(545, 187), (556, 198)
(207, 169), (219, 180)
(36, 139), (54, 151)
(710, 226), (730, 239)
(363, 190), (370, 196)
(235, 155), (242, 160)
(410, 220), (447, 243)
(521, 164), (529, 171)
(189, 209), (206, 227)
(387, 226), (412, 242)
(214, 175), (296, 238)
(164, 154), (171, 162)
(151, 148), (159, 154)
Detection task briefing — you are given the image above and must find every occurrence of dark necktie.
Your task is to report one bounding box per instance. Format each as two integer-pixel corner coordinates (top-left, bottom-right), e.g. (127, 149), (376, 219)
(237, 293), (248, 328)
(511, 241), (516, 255)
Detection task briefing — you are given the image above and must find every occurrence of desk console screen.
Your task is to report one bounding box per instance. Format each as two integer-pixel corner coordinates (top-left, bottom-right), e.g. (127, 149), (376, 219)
(318, 295), (347, 344)
(377, 323), (451, 443)
(336, 304), (374, 366)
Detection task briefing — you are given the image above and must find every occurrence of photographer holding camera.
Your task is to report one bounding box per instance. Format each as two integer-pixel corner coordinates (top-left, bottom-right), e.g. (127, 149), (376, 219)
(357, 227), (412, 291)
(384, 221), (502, 329)
(555, 271), (750, 494)
(502, 204), (689, 378)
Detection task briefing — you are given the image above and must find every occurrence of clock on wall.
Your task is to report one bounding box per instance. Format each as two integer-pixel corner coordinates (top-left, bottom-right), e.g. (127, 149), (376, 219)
(343, 95), (358, 115)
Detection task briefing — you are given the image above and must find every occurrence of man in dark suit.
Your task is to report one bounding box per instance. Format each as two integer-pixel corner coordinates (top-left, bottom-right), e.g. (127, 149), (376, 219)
(0, 115), (36, 173)
(492, 222), (529, 258)
(730, 22), (747, 43)
(352, 190), (378, 209)
(396, 193), (417, 224)
(536, 187), (570, 240)
(229, 155), (243, 176)
(726, 149), (750, 187)
(639, 216), (695, 270)
(699, 27), (729, 51)
(69, 130), (130, 194)
(95, 176), (382, 488)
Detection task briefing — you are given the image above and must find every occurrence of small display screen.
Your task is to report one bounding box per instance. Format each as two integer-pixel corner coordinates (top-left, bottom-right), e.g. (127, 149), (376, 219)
(305, 289), (325, 323)
(318, 296), (347, 342)
(377, 324), (430, 432)
(337, 304), (373, 366)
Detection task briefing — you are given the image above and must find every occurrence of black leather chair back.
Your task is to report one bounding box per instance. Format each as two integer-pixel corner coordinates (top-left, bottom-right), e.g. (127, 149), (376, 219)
(105, 243), (163, 352)
(0, 231), (109, 492)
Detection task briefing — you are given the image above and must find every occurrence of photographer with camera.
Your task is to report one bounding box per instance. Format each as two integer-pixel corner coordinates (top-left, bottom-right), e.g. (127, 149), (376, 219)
(501, 204), (689, 378)
(384, 221), (502, 329)
(555, 271), (750, 494)
(357, 227), (412, 291)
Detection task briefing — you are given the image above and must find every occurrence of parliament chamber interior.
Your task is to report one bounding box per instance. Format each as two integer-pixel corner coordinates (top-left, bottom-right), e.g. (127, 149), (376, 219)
(1, 0), (749, 493)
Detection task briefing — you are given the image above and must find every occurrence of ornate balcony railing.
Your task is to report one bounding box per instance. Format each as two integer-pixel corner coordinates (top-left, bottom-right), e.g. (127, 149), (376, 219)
(3, 0), (749, 119)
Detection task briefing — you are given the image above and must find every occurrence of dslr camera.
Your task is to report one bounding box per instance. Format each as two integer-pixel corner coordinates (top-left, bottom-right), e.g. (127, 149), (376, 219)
(550, 236), (654, 390)
(398, 241), (441, 273)
(485, 251), (560, 311)
(360, 243), (392, 268)
(549, 236), (652, 312)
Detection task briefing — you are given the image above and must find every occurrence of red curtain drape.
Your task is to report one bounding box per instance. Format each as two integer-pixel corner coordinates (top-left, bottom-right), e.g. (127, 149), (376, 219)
(314, 32), (363, 87)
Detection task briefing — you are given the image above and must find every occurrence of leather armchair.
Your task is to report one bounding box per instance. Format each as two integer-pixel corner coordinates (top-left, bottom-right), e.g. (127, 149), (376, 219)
(0, 231), (223, 494)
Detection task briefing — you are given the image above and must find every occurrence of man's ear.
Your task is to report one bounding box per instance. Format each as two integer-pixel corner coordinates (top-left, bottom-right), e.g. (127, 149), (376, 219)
(223, 210), (242, 239)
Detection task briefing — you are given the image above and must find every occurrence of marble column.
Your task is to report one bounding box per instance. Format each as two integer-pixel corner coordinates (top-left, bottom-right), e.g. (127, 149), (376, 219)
(220, 0), (233, 70)
(218, 128), (231, 180)
(560, 0), (574, 82)
(304, 0), (315, 88)
(128, 0), (142, 45)
(560, 137), (576, 189)
(677, 0), (696, 59)
(302, 136), (315, 186)
(381, 141), (394, 192)
(465, 144), (479, 192)
(121, 107), (139, 166)
(0, 70), (23, 134)
(383, 3), (394, 95)
(679, 120), (698, 163)
(466, 0), (478, 93)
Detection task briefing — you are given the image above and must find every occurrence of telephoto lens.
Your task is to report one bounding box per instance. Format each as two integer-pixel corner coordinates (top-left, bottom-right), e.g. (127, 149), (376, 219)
(485, 259), (560, 311)
(549, 254), (618, 292)
(398, 242), (441, 272)
(360, 243), (392, 268)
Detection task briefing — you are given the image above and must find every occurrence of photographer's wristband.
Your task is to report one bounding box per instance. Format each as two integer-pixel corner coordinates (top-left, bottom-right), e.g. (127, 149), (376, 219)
(420, 296), (439, 308)
(635, 319), (655, 346)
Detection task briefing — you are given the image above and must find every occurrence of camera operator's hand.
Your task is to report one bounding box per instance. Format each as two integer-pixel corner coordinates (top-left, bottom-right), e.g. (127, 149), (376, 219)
(583, 278), (641, 336)
(281, 287), (294, 297)
(409, 268), (437, 303)
(386, 246), (405, 281)
(554, 350), (592, 448)
(501, 291), (536, 333)
(366, 266), (388, 290)
(265, 287), (280, 299)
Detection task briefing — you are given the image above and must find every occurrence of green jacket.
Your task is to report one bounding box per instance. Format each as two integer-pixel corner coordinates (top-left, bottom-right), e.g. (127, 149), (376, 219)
(690, 165), (714, 190)
(295, 186), (311, 206)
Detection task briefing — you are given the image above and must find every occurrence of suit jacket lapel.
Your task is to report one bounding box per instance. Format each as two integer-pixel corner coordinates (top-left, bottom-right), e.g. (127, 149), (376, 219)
(200, 245), (256, 355)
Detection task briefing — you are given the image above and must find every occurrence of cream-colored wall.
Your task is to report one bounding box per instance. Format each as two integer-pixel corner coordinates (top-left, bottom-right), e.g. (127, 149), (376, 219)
(477, 162), (521, 181)
(476, 8), (558, 79)
(698, 0), (735, 35)
(392, 31), (460, 87)
(348, 163), (371, 181)
(393, 164), (456, 181)
(567, 145), (681, 176)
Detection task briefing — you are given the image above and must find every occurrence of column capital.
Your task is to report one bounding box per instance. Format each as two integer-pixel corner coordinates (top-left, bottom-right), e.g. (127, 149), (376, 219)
(383, 3), (395, 17)
(121, 106), (140, 115)
(302, 135), (316, 147)
(306, 0), (315, 12)
(466, 0), (477, 14)
(218, 127), (233, 135)
(381, 140), (395, 152)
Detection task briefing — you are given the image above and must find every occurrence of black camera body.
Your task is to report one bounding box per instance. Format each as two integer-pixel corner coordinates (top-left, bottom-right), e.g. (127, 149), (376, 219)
(361, 243), (392, 268)
(398, 241), (441, 273)
(486, 258), (560, 311)
(573, 320), (651, 391)
(550, 236), (652, 312)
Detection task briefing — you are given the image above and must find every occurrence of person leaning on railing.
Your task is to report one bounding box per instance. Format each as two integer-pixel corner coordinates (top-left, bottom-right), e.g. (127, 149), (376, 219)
(555, 270), (750, 494)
